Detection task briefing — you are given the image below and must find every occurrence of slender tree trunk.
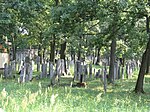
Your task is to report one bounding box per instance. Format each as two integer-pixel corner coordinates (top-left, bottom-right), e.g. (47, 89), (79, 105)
(12, 34), (17, 61)
(50, 35), (56, 63)
(96, 47), (101, 65)
(60, 41), (67, 73)
(146, 54), (150, 74)
(77, 36), (82, 61)
(38, 45), (43, 64)
(135, 15), (150, 93)
(108, 38), (116, 84)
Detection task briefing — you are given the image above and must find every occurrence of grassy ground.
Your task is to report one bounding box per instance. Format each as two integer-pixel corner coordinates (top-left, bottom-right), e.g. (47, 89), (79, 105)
(0, 72), (150, 112)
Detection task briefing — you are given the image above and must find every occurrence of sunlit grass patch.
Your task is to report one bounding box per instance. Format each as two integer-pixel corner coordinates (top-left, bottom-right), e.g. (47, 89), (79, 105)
(0, 72), (149, 112)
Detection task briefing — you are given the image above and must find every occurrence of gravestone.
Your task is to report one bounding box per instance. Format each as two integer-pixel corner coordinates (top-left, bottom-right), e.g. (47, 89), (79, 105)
(121, 66), (125, 79)
(114, 62), (118, 80)
(29, 64), (33, 81)
(41, 63), (47, 78)
(78, 64), (83, 81)
(8, 64), (12, 78)
(73, 62), (77, 81)
(20, 65), (25, 83)
(84, 65), (88, 81)
(4, 63), (8, 78)
(11, 60), (16, 72)
(61, 59), (65, 75)
(49, 62), (54, 78)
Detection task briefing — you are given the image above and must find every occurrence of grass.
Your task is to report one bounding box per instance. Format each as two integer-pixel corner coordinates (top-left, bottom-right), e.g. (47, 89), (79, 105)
(0, 72), (150, 112)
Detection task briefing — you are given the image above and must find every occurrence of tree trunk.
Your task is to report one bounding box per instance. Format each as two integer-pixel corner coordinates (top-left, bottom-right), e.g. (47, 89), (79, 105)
(108, 38), (116, 84)
(12, 34), (17, 61)
(146, 54), (150, 74)
(96, 47), (101, 65)
(134, 16), (150, 93)
(38, 45), (43, 64)
(60, 41), (67, 73)
(77, 36), (82, 61)
(50, 35), (56, 63)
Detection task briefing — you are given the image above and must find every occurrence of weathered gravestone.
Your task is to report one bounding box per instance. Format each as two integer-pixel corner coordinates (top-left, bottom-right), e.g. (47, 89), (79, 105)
(29, 64), (33, 81)
(114, 62), (118, 80)
(73, 62), (77, 81)
(40, 63), (47, 78)
(4, 63), (8, 78)
(84, 65), (88, 81)
(20, 65), (25, 83)
(8, 64), (12, 78)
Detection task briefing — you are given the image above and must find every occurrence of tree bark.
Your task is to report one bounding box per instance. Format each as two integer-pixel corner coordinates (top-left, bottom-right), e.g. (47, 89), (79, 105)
(96, 47), (101, 65)
(12, 34), (17, 61)
(38, 45), (43, 64)
(134, 16), (150, 93)
(60, 41), (67, 73)
(50, 35), (56, 63)
(77, 36), (82, 61)
(108, 38), (116, 84)
(146, 54), (150, 74)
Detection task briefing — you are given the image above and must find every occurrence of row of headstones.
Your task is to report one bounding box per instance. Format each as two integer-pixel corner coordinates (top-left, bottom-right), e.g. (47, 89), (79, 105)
(19, 59), (67, 83)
